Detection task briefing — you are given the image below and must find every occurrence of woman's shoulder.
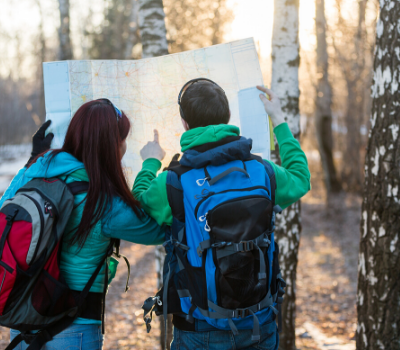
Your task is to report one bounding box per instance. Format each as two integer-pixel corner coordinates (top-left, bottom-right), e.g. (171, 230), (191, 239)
(62, 169), (89, 183)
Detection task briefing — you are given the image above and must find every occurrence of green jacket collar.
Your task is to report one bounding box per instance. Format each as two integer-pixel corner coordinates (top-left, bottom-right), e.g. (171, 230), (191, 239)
(180, 124), (240, 152)
(70, 169), (89, 181)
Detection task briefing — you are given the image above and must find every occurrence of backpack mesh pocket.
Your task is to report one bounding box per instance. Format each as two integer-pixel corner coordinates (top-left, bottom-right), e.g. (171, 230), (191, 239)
(208, 196), (273, 309)
(32, 270), (77, 317)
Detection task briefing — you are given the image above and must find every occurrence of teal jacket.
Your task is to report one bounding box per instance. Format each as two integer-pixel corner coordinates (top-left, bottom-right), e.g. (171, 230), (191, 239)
(0, 152), (165, 324)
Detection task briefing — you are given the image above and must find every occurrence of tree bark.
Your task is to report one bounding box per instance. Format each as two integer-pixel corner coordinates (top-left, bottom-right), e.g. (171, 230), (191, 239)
(335, 0), (369, 193)
(138, 0), (169, 58)
(315, 0), (341, 194)
(356, 1), (400, 349)
(271, 0), (301, 349)
(58, 0), (73, 60)
(124, 0), (140, 59)
(138, 1), (170, 348)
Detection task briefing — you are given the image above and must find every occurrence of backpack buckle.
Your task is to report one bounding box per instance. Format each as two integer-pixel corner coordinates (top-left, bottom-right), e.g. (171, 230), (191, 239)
(20, 332), (37, 344)
(211, 241), (227, 249)
(239, 241), (253, 252)
(234, 308), (249, 318)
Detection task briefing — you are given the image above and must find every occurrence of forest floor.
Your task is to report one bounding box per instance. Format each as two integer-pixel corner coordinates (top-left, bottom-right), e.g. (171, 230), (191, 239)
(0, 146), (360, 349)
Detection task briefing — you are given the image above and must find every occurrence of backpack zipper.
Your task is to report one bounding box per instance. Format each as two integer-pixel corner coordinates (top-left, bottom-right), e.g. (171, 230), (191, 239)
(0, 269), (6, 294)
(0, 261), (13, 273)
(19, 188), (59, 218)
(194, 186), (270, 218)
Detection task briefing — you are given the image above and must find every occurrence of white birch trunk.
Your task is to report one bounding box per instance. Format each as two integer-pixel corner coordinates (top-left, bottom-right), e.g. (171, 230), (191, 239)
(58, 0), (73, 60)
(271, 0), (300, 349)
(138, 0), (169, 58)
(357, 1), (400, 348)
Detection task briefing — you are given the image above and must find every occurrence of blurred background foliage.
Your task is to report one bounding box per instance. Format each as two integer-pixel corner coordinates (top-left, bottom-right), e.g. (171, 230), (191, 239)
(0, 0), (379, 195)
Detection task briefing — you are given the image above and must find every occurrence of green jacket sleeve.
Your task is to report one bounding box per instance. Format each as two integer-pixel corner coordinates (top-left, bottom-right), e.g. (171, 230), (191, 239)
(265, 123), (311, 209)
(132, 158), (173, 226)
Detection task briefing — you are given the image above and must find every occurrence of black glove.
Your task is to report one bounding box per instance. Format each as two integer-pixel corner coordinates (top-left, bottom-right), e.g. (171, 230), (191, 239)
(25, 120), (54, 167)
(163, 153), (181, 171)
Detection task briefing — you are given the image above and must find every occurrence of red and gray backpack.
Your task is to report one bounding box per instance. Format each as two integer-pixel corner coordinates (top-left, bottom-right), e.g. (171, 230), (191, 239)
(0, 178), (126, 350)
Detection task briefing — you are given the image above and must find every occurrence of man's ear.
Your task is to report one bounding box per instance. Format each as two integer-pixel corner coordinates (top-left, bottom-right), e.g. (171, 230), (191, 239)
(181, 118), (190, 131)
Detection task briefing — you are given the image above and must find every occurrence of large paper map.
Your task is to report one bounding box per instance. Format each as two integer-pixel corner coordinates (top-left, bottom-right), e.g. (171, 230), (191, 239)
(43, 38), (270, 179)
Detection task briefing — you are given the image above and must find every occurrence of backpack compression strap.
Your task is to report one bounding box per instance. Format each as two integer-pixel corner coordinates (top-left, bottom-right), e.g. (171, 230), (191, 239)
(166, 165), (192, 222)
(248, 154), (282, 214)
(66, 181), (89, 195)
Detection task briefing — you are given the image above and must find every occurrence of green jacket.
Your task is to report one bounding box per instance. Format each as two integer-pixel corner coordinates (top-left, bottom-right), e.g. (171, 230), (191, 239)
(133, 123), (311, 226)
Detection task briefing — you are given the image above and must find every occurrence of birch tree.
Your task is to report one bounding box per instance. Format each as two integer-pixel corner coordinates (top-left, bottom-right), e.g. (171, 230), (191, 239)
(270, 0), (300, 348)
(357, 1), (400, 348)
(138, 1), (170, 348)
(138, 0), (169, 58)
(315, 0), (341, 194)
(58, 0), (73, 60)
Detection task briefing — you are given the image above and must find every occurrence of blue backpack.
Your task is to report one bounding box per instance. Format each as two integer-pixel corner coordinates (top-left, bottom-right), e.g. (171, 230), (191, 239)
(143, 140), (286, 343)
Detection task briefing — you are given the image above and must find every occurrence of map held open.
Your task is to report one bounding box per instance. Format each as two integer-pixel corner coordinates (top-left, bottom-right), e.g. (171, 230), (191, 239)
(43, 38), (271, 179)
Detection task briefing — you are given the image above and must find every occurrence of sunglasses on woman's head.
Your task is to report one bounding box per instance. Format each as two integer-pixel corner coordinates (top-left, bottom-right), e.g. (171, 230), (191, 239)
(97, 98), (122, 121)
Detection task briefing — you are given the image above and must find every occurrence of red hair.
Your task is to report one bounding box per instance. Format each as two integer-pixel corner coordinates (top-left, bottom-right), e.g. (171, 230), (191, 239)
(38, 100), (141, 246)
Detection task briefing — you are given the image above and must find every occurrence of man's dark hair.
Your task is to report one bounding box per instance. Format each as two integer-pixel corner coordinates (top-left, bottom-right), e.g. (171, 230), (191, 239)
(180, 81), (230, 129)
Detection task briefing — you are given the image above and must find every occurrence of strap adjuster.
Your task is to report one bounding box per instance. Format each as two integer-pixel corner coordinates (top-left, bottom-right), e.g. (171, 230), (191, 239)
(238, 241), (253, 252)
(197, 240), (211, 257)
(258, 272), (267, 280)
(6, 209), (18, 222)
(234, 308), (249, 318)
(20, 333), (37, 344)
(211, 241), (227, 249)
(278, 276), (287, 288)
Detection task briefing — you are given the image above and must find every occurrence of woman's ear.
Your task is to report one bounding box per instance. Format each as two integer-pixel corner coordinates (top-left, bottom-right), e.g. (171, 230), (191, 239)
(181, 118), (190, 131)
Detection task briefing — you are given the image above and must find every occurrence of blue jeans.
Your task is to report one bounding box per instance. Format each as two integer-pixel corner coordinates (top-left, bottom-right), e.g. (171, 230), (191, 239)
(10, 324), (104, 350)
(171, 320), (279, 350)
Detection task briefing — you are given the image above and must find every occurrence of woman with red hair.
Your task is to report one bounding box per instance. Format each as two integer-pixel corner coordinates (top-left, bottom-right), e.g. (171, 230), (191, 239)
(0, 99), (166, 349)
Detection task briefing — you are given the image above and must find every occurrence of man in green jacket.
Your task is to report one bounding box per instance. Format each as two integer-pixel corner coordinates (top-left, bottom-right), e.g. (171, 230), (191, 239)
(133, 80), (310, 349)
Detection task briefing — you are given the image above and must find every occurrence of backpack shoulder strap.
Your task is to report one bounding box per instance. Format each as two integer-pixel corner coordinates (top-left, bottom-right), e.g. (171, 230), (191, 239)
(248, 154), (276, 205)
(66, 181), (89, 195)
(166, 166), (190, 222)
